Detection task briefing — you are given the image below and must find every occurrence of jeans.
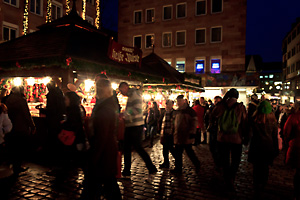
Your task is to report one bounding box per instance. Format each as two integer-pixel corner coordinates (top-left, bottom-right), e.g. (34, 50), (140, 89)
(162, 135), (175, 164)
(174, 144), (200, 171)
(209, 130), (220, 167)
(124, 126), (156, 173)
(218, 142), (242, 183)
(149, 125), (157, 147)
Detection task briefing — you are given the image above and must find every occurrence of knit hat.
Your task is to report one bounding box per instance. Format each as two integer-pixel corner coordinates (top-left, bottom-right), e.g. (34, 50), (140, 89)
(257, 100), (272, 114)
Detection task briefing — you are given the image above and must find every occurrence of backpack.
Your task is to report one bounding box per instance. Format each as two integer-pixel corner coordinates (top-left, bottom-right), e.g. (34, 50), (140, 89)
(218, 103), (239, 134)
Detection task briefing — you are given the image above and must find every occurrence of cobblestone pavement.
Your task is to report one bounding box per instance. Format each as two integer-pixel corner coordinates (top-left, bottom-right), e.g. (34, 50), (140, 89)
(0, 139), (296, 200)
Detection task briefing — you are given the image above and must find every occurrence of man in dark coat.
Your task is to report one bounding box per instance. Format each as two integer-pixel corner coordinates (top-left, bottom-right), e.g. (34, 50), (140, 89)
(82, 79), (121, 200)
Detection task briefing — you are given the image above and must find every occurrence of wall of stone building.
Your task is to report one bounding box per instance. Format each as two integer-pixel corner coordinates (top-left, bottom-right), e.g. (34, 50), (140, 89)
(118, 0), (247, 74)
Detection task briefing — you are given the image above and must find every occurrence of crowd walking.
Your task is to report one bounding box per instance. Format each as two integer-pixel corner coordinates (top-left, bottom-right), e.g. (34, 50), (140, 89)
(0, 81), (299, 200)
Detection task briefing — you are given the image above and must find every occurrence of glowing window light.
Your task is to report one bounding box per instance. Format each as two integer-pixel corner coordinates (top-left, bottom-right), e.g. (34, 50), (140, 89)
(112, 83), (118, 90)
(42, 77), (52, 85)
(13, 78), (23, 86)
(85, 79), (94, 92)
(26, 77), (36, 86)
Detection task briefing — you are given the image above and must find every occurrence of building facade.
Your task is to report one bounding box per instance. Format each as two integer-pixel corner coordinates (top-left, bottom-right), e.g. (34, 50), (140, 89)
(282, 18), (300, 102)
(118, 0), (247, 80)
(0, 0), (99, 43)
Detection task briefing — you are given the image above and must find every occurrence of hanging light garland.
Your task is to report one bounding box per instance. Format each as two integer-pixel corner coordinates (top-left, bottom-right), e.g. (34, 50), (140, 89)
(46, 0), (52, 22)
(95, 0), (100, 29)
(23, 0), (29, 35)
(66, 0), (71, 14)
(82, 0), (86, 20)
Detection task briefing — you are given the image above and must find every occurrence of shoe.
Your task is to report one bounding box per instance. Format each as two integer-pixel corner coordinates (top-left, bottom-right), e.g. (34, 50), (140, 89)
(170, 168), (182, 174)
(149, 166), (158, 175)
(121, 171), (131, 178)
(159, 163), (170, 169)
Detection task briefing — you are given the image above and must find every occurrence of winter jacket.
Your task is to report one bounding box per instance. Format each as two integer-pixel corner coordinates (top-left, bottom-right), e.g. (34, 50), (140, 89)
(5, 93), (35, 135)
(248, 120), (279, 165)
(161, 109), (173, 136)
(173, 104), (197, 145)
(89, 96), (119, 178)
(283, 110), (300, 168)
(0, 113), (12, 144)
(192, 104), (205, 129)
(211, 98), (249, 144)
(124, 88), (144, 127)
(46, 87), (65, 126)
(147, 108), (159, 127)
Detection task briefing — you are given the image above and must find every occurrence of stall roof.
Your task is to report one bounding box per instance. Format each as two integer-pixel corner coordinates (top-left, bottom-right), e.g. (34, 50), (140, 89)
(0, 5), (183, 84)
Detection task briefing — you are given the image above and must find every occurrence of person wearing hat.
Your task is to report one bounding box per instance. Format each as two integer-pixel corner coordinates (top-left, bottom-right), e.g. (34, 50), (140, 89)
(248, 100), (279, 197)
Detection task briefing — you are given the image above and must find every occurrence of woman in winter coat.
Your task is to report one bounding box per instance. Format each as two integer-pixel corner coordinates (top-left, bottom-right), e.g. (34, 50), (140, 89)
(248, 100), (279, 196)
(147, 101), (159, 147)
(283, 101), (300, 200)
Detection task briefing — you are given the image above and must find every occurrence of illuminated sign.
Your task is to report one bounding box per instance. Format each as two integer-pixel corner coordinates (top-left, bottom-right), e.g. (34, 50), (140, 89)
(176, 61), (185, 73)
(195, 60), (205, 74)
(211, 59), (221, 74)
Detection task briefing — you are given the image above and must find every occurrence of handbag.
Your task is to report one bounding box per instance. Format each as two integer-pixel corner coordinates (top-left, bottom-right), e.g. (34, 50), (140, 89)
(58, 129), (76, 146)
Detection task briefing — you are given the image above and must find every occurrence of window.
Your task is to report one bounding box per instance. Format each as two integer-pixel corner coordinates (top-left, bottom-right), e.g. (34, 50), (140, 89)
(297, 26), (300, 35)
(212, 0), (223, 13)
(4, 0), (18, 7)
(162, 32), (172, 47)
(30, 0), (42, 15)
(211, 27), (222, 43)
(86, 16), (94, 25)
(145, 34), (154, 49)
(176, 3), (186, 19)
(86, 0), (94, 5)
(51, 1), (62, 20)
(288, 51), (291, 59)
(292, 30), (297, 40)
(195, 59), (205, 74)
(134, 10), (142, 24)
(210, 58), (221, 74)
(259, 76), (263, 79)
(163, 5), (172, 20)
(176, 31), (186, 46)
(176, 59), (185, 73)
(146, 8), (155, 23)
(196, 0), (206, 15)
(288, 36), (291, 44)
(3, 22), (18, 41)
(292, 47), (296, 56)
(264, 75), (268, 78)
(195, 28), (206, 44)
(269, 74), (274, 79)
(133, 35), (142, 49)
(164, 59), (172, 66)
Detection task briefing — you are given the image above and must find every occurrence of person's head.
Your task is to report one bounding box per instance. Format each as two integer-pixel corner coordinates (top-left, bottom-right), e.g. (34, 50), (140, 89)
(176, 95), (186, 109)
(194, 100), (200, 106)
(11, 86), (25, 96)
(255, 100), (276, 124)
(95, 73), (108, 82)
(166, 100), (174, 110)
(251, 94), (259, 104)
(227, 88), (239, 99)
(64, 92), (80, 107)
(0, 88), (8, 98)
(200, 97), (205, 104)
(46, 81), (56, 91)
(96, 78), (113, 99)
(208, 99), (212, 105)
(214, 96), (222, 104)
(152, 101), (159, 111)
(119, 82), (129, 96)
(0, 103), (8, 115)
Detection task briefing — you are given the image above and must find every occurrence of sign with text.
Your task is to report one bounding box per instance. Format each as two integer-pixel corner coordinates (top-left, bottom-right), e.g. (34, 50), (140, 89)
(108, 39), (142, 67)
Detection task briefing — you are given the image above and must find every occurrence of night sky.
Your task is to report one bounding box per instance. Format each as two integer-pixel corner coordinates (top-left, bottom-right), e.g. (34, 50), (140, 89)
(101, 0), (300, 63)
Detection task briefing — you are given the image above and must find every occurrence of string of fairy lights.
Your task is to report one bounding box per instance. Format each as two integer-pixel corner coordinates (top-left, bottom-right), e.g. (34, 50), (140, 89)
(22, 0), (101, 34)
(23, 0), (29, 35)
(46, 0), (52, 23)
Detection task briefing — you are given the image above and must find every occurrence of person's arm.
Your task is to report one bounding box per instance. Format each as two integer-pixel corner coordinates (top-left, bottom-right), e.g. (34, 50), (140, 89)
(2, 114), (12, 134)
(124, 91), (143, 120)
(283, 115), (293, 145)
(189, 109), (198, 135)
(272, 122), (279, 157)
(240, 104), (250, 145)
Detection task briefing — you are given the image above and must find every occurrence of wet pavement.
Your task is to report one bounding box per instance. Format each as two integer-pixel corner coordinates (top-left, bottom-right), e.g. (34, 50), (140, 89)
(0, 139), (296, 200)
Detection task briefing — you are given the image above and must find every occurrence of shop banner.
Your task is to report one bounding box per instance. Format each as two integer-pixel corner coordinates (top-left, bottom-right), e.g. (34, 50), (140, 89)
(108, 38), (142, 67)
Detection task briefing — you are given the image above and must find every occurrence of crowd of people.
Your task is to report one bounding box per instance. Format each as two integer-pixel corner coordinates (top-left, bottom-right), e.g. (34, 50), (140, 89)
(0, 77), (300, 199)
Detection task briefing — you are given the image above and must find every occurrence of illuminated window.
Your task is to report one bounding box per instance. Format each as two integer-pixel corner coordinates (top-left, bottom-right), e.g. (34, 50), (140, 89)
(176, 59), (185, 73)
(133, 36), (142, 49)
(195, 28), (206, 44)
(30, 0), (42, 15)
(259, 76), (263, 78)
(164, 59), (172, 66)
(176, 3), (186, 19)
(51, 1), (62, 20)
(134, 10), (142, 24)
(211, 27), (222, 43)
(176, 31), (186, 46)
(4, 0), (18, 7)
(269, 74), (274, 79)
(162, 32), (172, 47)
(264, 75), (268, 78)
(163, 5), (172, 20)
(145, 34), (154, 49)
(196, 0), (206, 15)
(212, 0), (222, 13)
(195, 59), (205, 74)
(146, 8), (155, 23)
(210, 58), (221, 74)
(3, 22), (18, 41)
